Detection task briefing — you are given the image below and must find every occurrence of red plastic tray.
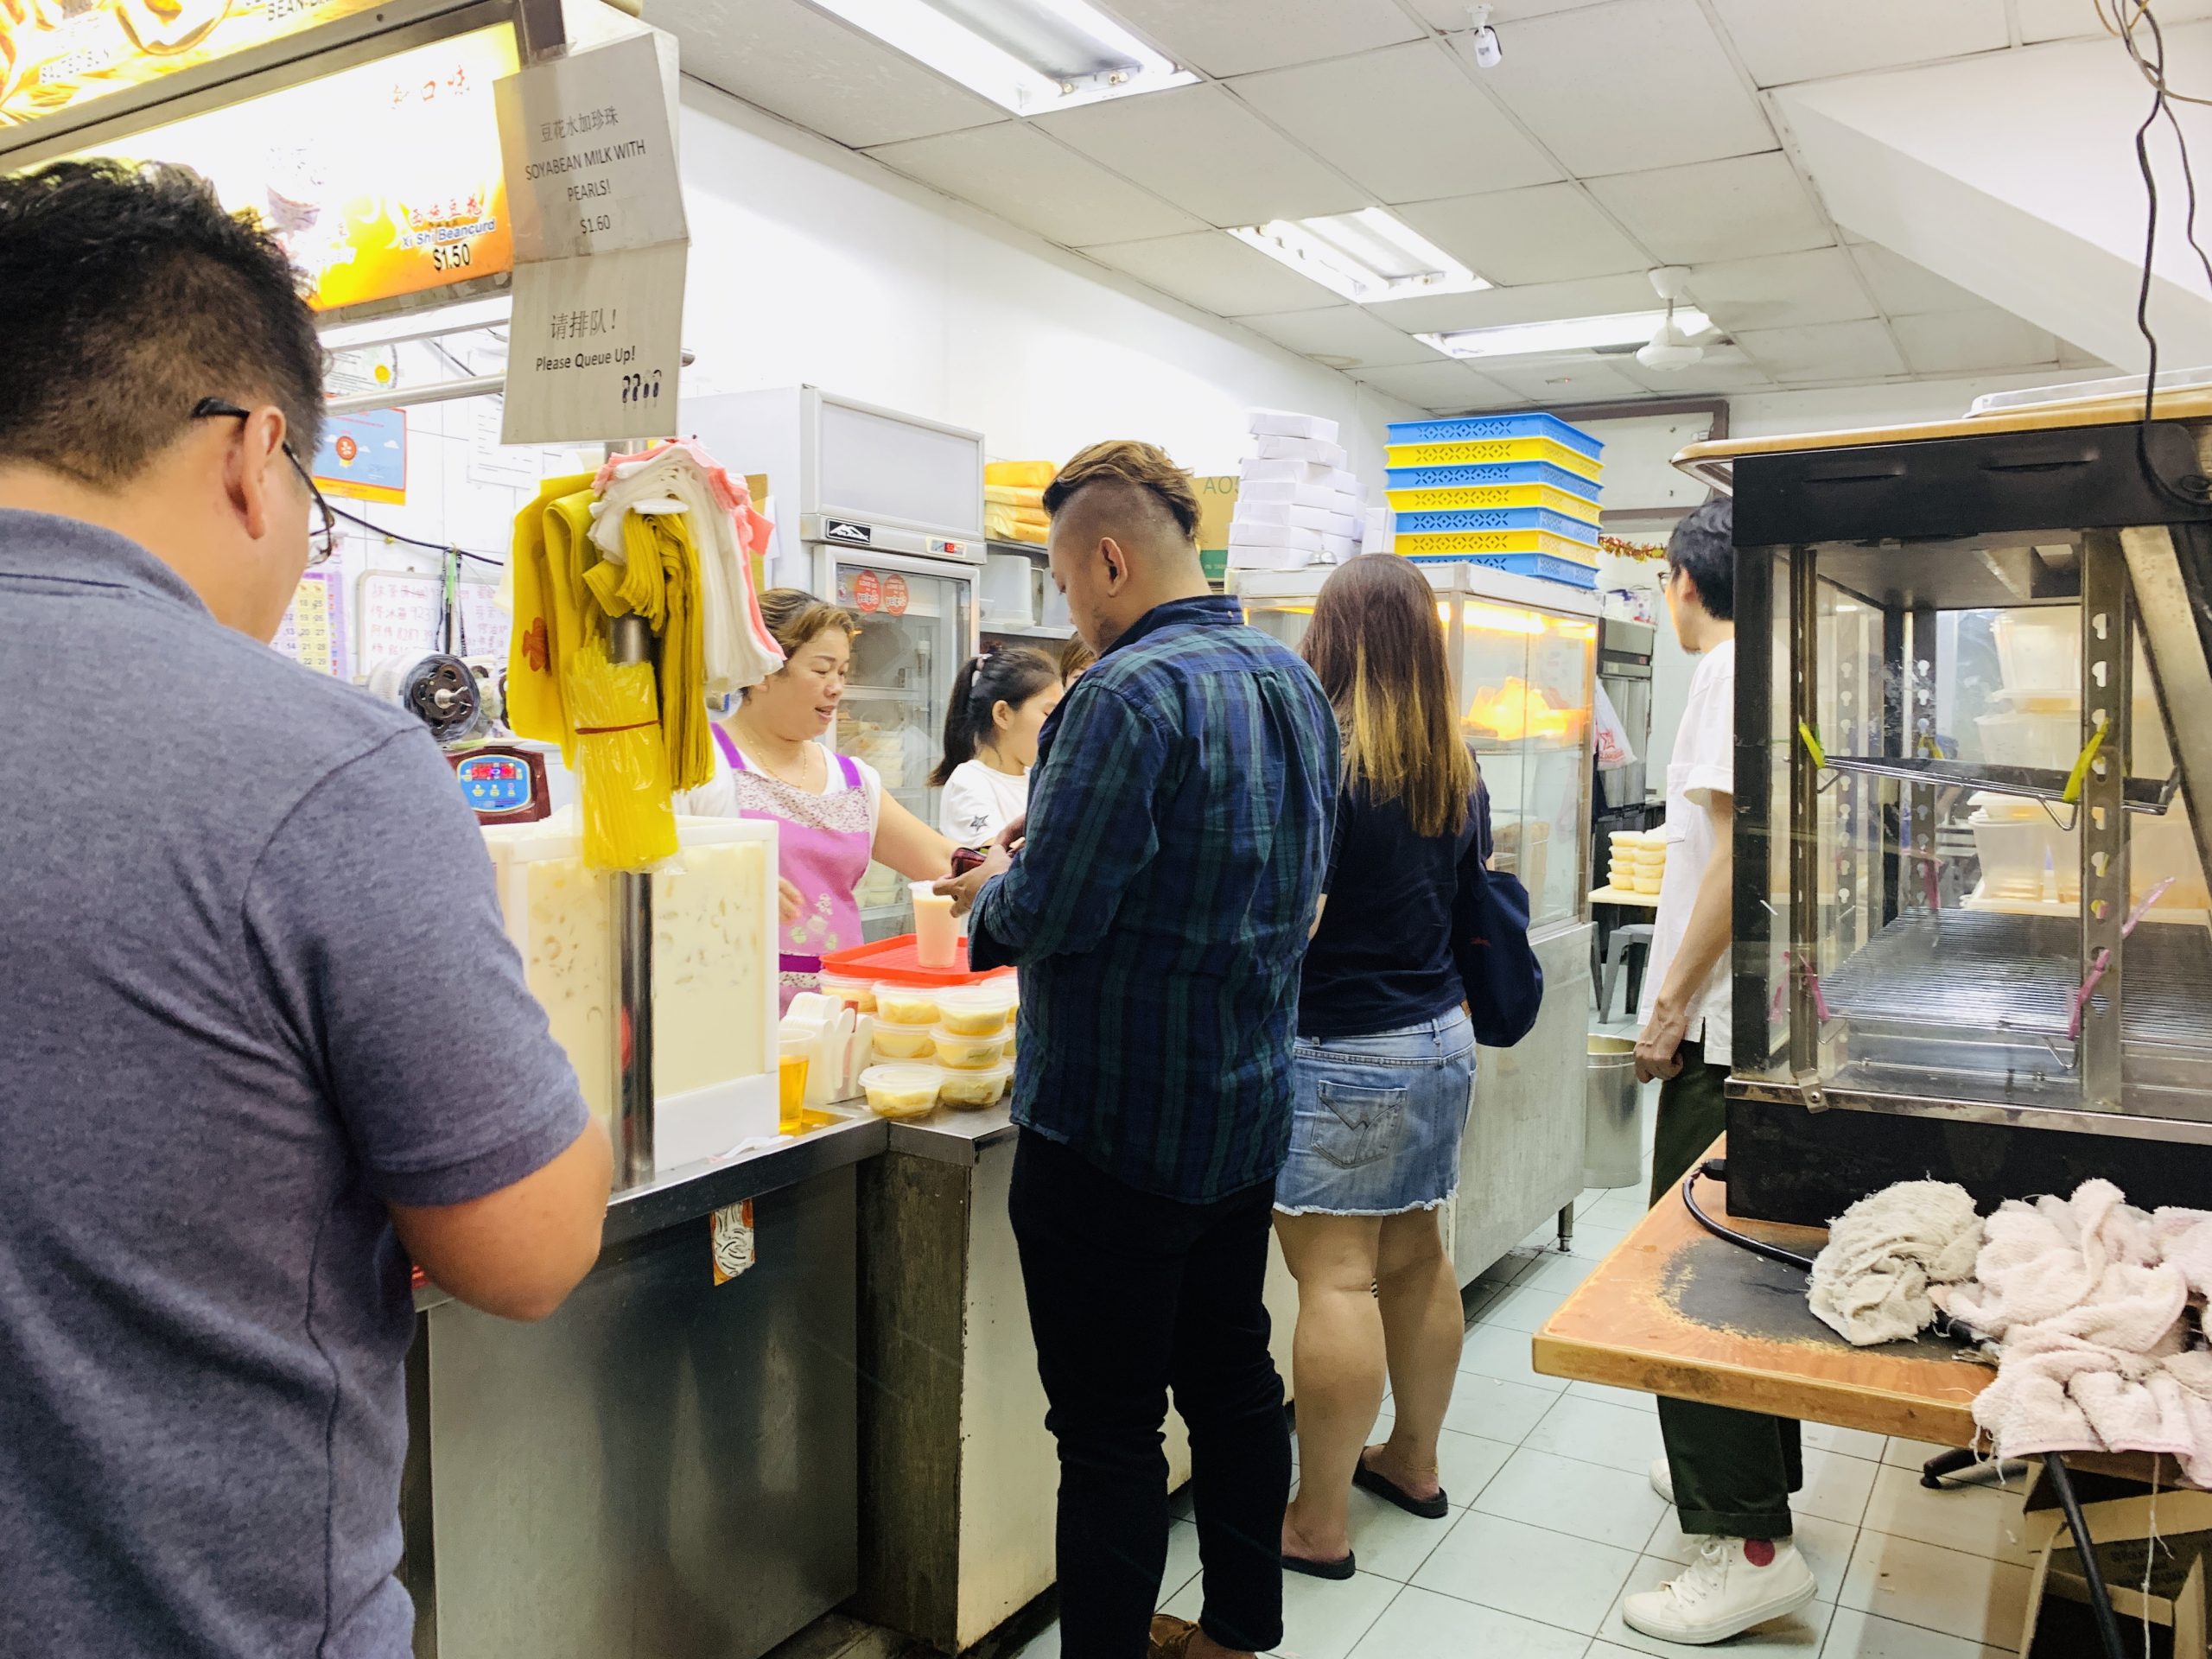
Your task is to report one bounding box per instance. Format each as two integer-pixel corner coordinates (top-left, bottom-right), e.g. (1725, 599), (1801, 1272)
(818, 932), (1014, 988)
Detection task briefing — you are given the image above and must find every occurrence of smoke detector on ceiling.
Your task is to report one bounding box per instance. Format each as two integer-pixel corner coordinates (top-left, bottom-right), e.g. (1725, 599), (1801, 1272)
(1637, 266), (1703, 371)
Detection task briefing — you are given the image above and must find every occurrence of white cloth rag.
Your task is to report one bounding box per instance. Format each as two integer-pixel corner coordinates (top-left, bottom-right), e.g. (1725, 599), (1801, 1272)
(1808, 1179), (1984, 1346)
(589, 439), (783, 700)
(1931, 1179), (2212, 1482)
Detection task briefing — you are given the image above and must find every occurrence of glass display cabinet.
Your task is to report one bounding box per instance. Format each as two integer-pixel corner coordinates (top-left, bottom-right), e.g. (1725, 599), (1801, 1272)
(1240, 559), (1599, 1285)
(1676, 390), (2212, 1224)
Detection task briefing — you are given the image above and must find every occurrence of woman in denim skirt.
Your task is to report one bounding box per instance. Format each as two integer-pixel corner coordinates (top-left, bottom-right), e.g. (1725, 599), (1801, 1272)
(1277, 555), (1486, 1580)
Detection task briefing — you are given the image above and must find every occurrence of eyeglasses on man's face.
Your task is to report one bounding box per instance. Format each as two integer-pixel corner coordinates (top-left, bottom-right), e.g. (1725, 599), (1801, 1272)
(191, 397), (338, 567)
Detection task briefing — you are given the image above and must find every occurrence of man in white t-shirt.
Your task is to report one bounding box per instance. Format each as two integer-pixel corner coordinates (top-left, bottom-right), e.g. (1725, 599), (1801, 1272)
(1622, 499), (1818, 1646)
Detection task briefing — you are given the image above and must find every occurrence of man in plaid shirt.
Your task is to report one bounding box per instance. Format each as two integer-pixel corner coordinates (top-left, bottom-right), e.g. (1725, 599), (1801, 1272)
(940, 442), (1337, 1659)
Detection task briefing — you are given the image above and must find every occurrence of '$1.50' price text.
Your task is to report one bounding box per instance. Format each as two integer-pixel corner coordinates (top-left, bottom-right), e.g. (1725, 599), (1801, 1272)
(431, 242), (475, 273)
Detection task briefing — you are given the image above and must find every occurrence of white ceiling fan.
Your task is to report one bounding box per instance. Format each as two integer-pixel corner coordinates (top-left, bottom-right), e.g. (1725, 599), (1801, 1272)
(1636, 266), (1704, 371)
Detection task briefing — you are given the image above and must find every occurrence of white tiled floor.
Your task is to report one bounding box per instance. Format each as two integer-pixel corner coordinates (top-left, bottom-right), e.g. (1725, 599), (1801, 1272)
(1012, 1060), (2037, 1659)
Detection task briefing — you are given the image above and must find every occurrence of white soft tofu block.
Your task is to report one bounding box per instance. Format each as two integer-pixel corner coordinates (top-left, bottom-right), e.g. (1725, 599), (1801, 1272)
(1247, 409), (1341, 444)
(1243, 457), (1336, 486)
(1254, 434), (1349, 468)
(1229, 520), (1325, 553)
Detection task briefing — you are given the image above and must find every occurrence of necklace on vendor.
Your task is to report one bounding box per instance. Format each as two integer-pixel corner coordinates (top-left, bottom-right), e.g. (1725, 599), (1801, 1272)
(724, 709), (825, 792)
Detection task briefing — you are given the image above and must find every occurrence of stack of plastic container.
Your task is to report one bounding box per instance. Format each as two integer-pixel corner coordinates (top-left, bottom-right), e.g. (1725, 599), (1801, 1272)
(1967, 609), (2209, 918)
(1226, 409), (1365, 573)
(1383, 412), (1604, 588)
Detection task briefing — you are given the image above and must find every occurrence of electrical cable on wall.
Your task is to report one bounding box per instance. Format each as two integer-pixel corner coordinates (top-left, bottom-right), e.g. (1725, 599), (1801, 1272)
(327, 500), (505, 568)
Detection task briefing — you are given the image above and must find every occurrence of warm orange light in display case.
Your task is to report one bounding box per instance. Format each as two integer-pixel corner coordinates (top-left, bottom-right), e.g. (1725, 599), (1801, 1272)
(1465, 676), (1579, 741)
(73, 23), (518, 310)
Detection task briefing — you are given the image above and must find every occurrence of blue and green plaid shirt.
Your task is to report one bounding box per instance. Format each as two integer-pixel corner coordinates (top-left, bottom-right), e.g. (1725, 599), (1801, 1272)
(970, 594), (1338, 1203)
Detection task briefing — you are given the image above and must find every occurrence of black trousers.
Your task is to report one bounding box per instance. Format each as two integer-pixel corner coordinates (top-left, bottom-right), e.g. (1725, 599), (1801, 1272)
(1008, 1128), (1290, 1659)
(1649, 1042), (1802, 1538)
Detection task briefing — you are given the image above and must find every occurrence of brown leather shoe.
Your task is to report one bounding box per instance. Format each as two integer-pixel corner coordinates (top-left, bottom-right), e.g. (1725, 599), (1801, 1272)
(1147, 1614), (1200, 1659)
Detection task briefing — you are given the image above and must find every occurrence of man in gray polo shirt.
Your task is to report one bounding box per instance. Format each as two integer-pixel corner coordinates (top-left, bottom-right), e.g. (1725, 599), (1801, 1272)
(0, 162), (613, 1656)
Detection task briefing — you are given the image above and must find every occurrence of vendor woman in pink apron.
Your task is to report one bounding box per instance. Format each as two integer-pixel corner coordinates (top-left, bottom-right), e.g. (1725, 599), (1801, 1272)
(681, 589), (962, 1009)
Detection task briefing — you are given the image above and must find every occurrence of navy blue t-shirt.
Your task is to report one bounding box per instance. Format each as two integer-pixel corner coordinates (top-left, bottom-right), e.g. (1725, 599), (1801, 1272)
(0, 512), (589, 1658)
(1299, 775), (1491, 1041)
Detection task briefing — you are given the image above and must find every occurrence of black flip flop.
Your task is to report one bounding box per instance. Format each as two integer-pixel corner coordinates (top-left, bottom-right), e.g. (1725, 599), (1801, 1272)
(1354, 1459), (1449, 1520)
(1281, 1549), (1356, 1580)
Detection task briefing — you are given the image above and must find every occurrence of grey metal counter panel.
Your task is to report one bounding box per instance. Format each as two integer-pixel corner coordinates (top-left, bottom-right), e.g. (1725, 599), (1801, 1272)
(600, 1111), (886, 1249)
(407, 1163), (860, 1659)
(887, 1103), (1018, 1165)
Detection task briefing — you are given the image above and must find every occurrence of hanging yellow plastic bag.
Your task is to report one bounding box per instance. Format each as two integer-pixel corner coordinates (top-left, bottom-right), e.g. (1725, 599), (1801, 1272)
(570, 632), (677, 871)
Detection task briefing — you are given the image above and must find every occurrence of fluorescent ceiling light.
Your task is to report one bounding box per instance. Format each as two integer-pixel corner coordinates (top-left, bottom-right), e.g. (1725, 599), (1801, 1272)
(808, 0), (1195, 113)
(1418, 307), (1713, 361)
(1229, 210), (1490, 306)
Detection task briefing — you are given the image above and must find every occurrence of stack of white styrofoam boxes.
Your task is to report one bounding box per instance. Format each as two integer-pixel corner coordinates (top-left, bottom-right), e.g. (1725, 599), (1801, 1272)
(1228, 409), (1366, 572)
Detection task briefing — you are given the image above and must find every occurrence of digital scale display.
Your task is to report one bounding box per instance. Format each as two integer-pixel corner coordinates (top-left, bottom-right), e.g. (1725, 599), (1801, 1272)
(454, 753), (537, 816)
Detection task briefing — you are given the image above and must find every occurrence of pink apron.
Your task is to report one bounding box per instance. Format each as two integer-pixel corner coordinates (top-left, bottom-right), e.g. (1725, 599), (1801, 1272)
(715, 725), (874, 1010)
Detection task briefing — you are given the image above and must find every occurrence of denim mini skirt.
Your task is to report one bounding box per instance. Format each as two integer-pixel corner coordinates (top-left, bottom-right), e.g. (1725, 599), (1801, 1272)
(1274, 1007), (1476, 1217)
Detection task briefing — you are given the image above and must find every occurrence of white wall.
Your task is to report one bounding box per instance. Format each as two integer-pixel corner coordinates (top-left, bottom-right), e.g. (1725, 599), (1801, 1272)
(671, 78), (1418, 485)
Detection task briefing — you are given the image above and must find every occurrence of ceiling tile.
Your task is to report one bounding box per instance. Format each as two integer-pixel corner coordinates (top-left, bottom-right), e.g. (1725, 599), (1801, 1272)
(1096, 0), (1421, 76)
(1586, 153), (1831, 264)
(2017, 0), (2212, 41)
(659, 0), (1004, 149)
(1229, 43), (1560, 206)
(1079, 231), (1338, 317)
(1368, 271), (1662, 334)
(1612, 354), (1778, 396)
(1735, 320), (1908, 383)
(1235, 306), (1440, 369)
(1406, 0), (1615, 22)
(1352, 359), (1526, 411)
(1398, 184), (1649, 286)
(1470, 0), (1775, 176)
(1471, 359), (1651, 403)
(1036, 83), (1367, 226)
(1893, 309), (2061, 375)
(1848, 243), (1986, 315)
(1689, 247), (1877, 331)
(865, 124), (1200, 245)
(1706, 0), (2008, 86)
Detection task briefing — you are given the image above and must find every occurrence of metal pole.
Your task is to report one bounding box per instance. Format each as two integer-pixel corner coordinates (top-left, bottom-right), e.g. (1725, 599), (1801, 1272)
(2044, 1453), (2126, 1659)
(606, 427), (656, 1191)
(2079, 532), (2129, 1113)
(1789, 546), (1821, 1086)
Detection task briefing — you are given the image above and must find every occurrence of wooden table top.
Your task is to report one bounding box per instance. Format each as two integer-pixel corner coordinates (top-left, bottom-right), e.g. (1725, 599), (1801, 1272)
(1533, 1139), (2192, 1484)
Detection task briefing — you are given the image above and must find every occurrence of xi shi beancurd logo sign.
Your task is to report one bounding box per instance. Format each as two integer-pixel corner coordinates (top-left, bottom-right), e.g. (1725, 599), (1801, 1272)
(0, 0), (387, 128)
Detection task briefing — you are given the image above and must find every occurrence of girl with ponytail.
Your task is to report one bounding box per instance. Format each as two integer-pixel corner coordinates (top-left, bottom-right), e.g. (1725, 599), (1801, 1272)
(934, 645), (1063, 846)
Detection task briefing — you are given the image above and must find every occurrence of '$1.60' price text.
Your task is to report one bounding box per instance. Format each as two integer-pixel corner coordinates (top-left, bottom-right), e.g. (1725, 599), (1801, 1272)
(579, 213), (613, 239)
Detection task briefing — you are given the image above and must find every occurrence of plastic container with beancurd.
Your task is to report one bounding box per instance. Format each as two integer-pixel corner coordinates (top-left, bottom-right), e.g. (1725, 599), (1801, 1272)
(938, 1061), (1011, 1109)
(936, 982), (1014, 1036)
(871, 1019), (937, 1060)
(817, 970), (879, 1014)
(874, 984), (942, 1027)
(933, 1026), (1009, 1071)
(860, 1064), (943, 1119)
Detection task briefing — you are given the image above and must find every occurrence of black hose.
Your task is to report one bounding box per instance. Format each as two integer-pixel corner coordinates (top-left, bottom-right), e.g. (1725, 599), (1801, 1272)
(1680, 1166), (1817, 1273)
(2044, 1452), (2126, 1659)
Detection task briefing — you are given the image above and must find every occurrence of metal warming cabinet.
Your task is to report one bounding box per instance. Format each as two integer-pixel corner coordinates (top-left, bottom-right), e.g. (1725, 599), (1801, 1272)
(1675, 387), (2212, 1224)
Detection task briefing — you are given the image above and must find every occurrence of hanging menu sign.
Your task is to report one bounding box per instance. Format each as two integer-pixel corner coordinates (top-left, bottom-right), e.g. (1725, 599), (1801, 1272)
(501, 240), (685, 444)
(493, 32), (686, 263)
(493, 27), (689, 446)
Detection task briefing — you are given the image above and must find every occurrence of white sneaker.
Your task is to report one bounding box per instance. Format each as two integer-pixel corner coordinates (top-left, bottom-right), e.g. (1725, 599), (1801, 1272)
(1620, 1536), (1818, 1645)
(1649, 1457), (1675, 1504)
